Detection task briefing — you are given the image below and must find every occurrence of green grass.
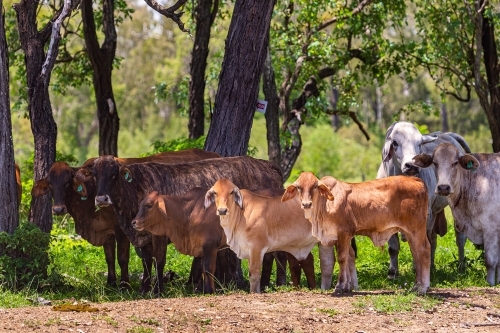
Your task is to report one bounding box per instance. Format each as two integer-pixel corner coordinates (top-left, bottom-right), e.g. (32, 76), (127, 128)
(0, 207), (490, 309)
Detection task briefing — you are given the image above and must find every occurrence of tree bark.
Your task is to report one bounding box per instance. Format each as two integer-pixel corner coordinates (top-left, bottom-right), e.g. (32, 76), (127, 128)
(81, 0), (119, 156)
(262, 46), (281, 167)
(481, 12), (500, 152)
(204, 0), (276, 156)
(0, 6), (19, 233)
(188, 0), (217, 139)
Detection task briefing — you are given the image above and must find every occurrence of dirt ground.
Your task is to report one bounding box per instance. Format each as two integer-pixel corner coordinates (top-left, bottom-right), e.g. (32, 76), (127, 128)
(1, 288), (500, 332)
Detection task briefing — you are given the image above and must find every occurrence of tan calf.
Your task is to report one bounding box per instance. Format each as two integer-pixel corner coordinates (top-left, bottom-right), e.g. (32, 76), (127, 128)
(131, 188), (225, 294)
(204, 179), (337, 293)
(282, 172), (430, 294)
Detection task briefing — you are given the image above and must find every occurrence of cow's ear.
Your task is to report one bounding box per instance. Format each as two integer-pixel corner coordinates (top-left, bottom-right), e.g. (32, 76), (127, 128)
(421, 134), (438, 145)
(32, 178), (50, 197)
(412, 153), (433, 168)
(204, 188), (215, 209)
(281, 184), (297, 202)
(73, 178), (88, 200)
(157, 196), (168, 219)
(458, 154), (480, 171)
(382, 122), (396, 162)
(317, 181), (334, 201)
(120, 167), (133, 182)
(233, 187), (243, 209)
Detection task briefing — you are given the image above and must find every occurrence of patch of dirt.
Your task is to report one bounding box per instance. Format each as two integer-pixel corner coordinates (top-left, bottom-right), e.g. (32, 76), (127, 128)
(1, 288), (500, 332)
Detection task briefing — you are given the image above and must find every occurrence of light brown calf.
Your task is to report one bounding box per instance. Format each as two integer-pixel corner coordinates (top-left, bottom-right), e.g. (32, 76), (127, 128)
(132, 189), (225, 294)
(282, 172), (430, 294)
(204, 179), (337, 293)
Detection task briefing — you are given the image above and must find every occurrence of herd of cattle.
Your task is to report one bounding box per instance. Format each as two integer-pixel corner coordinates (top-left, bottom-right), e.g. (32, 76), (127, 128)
(23, 121), (500, 295)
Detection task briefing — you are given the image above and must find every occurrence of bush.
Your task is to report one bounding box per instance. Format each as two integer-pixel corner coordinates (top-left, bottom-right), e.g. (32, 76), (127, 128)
(0, 222), (51, 290)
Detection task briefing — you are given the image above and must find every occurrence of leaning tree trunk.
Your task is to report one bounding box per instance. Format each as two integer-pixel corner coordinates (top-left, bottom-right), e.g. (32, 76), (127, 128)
(204, 0), (276, 287)
(0, 7), (19, 233)
(82, 0), (119, 156)
(481, 11), (500, 153)
(188, 0), (217, 139)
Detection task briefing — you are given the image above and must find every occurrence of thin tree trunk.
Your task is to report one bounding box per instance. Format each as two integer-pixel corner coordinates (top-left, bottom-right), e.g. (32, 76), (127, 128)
(188, 0), (217, 139)
(81, 0), (119, 156)
(440, 103), (449, 132)
(262, 47), (281, 167)
(0, 6), (19, 233)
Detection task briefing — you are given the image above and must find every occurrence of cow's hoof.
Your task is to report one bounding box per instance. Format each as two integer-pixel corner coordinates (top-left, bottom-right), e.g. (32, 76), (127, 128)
(119, 281), (132, 290)
(387, 268), (398, 280)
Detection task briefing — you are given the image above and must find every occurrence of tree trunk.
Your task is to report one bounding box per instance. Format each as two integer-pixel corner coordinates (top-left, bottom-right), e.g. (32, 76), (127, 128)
(203, 0), (276, 288)
(204, 0), (276, 156)
(262, 47), (281, 167)
(81, 0), (119, 156)
(14, 0), (61, 233)
(0, 7), (19, 233)
(481, 12), (500, 152)
(440, 103), (449, 132)
(188, 0), (216, 139)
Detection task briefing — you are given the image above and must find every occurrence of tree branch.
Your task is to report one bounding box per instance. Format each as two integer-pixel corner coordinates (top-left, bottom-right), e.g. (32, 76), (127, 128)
(316, 0), (375, 32)
(143, 0), (189, 33)
(325, 110), (370, 141)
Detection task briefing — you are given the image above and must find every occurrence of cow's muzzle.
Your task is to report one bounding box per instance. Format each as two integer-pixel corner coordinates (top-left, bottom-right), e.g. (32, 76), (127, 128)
(95, 195), (112, 207)
(436, 185), (451, 196)
(217, 208), (228, 216)
(131, 219), (144, 231)
(301, 201), (312, 209)
(52, 205), (67, 215)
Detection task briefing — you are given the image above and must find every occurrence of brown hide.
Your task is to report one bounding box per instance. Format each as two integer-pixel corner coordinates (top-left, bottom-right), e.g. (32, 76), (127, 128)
(94, 155), (283, 294)
(132, 189), (224, 293)
(284, 172), (430, 294)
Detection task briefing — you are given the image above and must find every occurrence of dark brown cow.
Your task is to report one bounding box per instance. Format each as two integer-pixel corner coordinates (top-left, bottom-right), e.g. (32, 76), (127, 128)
(91, 155), (284, 294)
(282, 172), (431, 294)
(31, 149), (221, 289)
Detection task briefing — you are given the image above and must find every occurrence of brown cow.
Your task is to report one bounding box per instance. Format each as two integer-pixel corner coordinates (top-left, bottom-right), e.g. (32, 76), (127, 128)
(31, 149), (221, 289)
(204, 179), (337, 293)
(282, 172), (431, 294)
(91, 155), (285, 294)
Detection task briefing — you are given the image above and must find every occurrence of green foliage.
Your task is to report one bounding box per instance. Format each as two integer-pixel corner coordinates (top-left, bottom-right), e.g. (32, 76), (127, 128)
(146, 136), (207, 156)
(0, 222), (52, 290)
(352, 291), (441, 313)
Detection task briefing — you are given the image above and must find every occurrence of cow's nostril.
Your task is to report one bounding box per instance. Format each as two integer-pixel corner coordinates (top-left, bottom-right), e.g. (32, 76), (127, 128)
(218, 208), (228, 215)
(302, 202), (312, 209)
(52, 206), (66, 215)
(437, 185), (451, 193)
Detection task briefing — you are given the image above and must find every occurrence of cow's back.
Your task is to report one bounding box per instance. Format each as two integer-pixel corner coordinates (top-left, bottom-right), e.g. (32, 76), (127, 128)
(117, 156), (283, 246)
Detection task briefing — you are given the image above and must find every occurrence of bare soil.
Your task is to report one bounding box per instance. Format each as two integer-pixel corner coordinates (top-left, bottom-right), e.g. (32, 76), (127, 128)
(1, 288), (500, 332)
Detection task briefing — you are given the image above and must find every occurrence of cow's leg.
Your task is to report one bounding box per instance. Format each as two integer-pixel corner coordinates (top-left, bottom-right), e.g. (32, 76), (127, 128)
(152, 235), (168, 296)
(260, 252), (274, 291)
(348, 245), (358, 291)
(455, 228), (467, 271)
(286, 253), (302, 288)
(318, 244), (334, 290)
(406, 232), (431, 294)
(102, 235), (117, 287)
(139, 243), (154, 294)
(387, 233), (400, 279)
(274, 251), (287, 286)
(187, 257), (203, 287)
(301, 252), (316, 289)
(115, 227), (131, 289)
(483, 238), (500, 286)
(202, 244), (218, 294)
(429, 230), (438, 270)
(334, 237), (352, 293)
(249, 248), (265, 293)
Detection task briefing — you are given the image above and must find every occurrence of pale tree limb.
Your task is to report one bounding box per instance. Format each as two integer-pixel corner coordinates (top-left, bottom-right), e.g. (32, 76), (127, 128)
(143, 0), (189, 33)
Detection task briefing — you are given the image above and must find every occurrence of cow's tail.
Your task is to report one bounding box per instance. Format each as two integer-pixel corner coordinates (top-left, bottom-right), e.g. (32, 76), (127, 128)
(447, 132), (472, 153)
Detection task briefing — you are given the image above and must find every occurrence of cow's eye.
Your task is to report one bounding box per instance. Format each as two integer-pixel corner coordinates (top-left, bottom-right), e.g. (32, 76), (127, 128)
(433, 162), (439, 167)
(392, 141), (399, 148)
(145, 204), (152, 209)
(451, 161), (458, 167)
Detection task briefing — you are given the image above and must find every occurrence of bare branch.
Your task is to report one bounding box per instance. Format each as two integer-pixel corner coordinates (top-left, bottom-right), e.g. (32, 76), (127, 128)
(41, 0), (73, 85)
(143, 0), (189, 33)
(325, 110), (370, 141)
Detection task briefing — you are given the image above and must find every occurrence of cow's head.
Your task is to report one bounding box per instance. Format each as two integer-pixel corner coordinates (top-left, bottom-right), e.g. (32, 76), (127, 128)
(282, 172), (333, 219)
(31, 162), (82, 215)
(383, 122), (438, 176)
(131, 191), (166, 235)
(204, 179), (243, 220)
(92, 156), (120, 207)
(413, 143), (479, 196)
